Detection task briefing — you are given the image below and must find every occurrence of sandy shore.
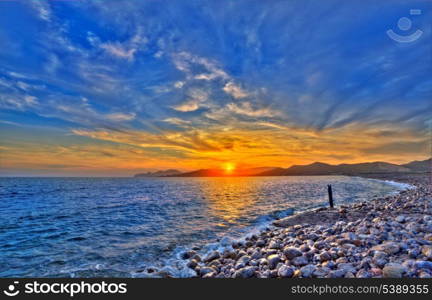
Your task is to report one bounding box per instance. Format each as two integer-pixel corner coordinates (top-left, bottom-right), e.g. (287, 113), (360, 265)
(180, 173), (432, 278)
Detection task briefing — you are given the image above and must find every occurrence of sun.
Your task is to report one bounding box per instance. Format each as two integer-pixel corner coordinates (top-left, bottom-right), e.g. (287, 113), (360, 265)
(223, 162), (236, 175)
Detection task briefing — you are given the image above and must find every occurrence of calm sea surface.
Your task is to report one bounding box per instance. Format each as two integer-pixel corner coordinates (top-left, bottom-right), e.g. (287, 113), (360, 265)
(0, 176), (410, 277)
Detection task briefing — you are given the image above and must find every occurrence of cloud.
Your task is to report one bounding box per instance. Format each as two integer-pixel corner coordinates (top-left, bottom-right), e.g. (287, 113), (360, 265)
(106, 112), (136, 122)
(223, 81), (248, 99)
(28, 1), (51, 22)
(163, 118), (191, 126)
(226, 102), (279, 118)
(172, 88), (209, 112)
(172, 52), (229, 81)
(100, 43), (137, 60)
(95, 28), (148, 61)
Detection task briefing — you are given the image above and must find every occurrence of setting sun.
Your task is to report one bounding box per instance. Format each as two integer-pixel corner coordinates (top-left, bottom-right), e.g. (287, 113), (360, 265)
(223, 163), (236, 175)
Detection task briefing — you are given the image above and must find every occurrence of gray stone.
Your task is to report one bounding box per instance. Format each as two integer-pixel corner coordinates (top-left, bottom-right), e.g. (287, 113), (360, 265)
(269, 240), (282, 249)
(415, 261), (432, 270)
(267, 254), (281, 269)
(200, 267), (215, 276)
(372, 242), (400, 255)
(319, 251), (331, 262)
(233, 266), (256, 278)
(204, 251), (220, 262)
(421, 245), (432, 259)
(383, 264), (405, 278)
(300, 264), (316, 278)
(283, 247), (302, 260)
(277, 265), (295, 278)
(292, 256), (308, 266)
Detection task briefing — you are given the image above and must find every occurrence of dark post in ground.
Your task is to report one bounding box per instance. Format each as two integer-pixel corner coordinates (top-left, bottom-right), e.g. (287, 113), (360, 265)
(327, 184), (334, 208)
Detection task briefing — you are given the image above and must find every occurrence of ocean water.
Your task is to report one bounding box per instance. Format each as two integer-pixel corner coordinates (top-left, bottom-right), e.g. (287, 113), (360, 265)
(0, 176), (411, 277)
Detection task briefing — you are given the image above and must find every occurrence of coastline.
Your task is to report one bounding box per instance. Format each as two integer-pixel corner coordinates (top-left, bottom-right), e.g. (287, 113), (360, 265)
(177, 173), (432, 278)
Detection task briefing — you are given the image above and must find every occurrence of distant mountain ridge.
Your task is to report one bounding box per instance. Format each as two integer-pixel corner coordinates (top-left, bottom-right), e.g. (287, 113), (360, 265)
(259, 159), (430, 176)
(133, 158), (431, 177)
(134, 169), (182, 177)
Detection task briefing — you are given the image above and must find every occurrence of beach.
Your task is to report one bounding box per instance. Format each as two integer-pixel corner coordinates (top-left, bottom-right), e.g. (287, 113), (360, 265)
(181, 173), (432, 278)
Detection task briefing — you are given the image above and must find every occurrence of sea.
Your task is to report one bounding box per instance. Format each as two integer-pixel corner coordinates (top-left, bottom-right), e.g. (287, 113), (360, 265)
(0, 176), (412, 277)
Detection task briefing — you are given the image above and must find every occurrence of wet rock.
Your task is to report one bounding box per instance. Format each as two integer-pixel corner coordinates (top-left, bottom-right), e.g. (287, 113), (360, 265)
(199, 267), (215, 276)
(204, 251), (220, 262)
(202, 272), (215, 278)
(187, 259), (198, 269)
(181, 250), (196, 260)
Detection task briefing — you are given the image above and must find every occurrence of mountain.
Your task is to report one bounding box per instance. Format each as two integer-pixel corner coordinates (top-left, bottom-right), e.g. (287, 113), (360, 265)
(134, 169), (182, 177)
(174, 167), (280, 177)
(133, 158), (431, 177)
(401, 159), (431, 172)
(258, 159), (431, 176)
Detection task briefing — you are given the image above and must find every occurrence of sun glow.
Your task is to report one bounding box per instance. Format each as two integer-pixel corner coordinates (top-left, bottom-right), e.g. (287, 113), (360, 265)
(223, 162), (236, 175)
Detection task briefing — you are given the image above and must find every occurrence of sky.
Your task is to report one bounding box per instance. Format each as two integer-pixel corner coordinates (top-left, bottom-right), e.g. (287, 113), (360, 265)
(0, 0), (431, 176)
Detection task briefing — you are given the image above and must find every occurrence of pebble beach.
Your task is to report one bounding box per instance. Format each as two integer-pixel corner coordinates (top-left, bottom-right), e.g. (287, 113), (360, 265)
(180, 173), (432, 278)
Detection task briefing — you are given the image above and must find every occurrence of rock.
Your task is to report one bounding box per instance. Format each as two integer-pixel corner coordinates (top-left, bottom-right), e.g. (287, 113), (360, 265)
(269, 240), (282, 249)
(337, 263), (356, 274)
(220, 236), (232, 247)
(419, 272), (432, 278)
(408, 248), (420, 259)
(319, 251), (331, 262)
(313, 267), (330, 277)
(383, 264), (405, 278)
(204, 251), (220, 262)
(187, 259), (198, 269)
(236, 255), (251, 267)
(299, 244), (310, 252)
(395, 215), (405, 223)
(233, 266), (256, 278)
(421, 245), (432, 259)
(277, 265), (295, 278)
(372, 242), (400, 255)
(202, 272), (215, 278)
(256, 239), (266, 247)
(267, 254), (281, 269)
(370, 268), (383, 277)
(300, 265), (316, 278)
(181, 250), (196, 260)
(415, 261), (432, 270)
(356, 269), (372, 278)
(292, 256), (308, 266)
(328, 269), (346, 278)
(283, 247), (302, 260)
(200, 267), (215, 276)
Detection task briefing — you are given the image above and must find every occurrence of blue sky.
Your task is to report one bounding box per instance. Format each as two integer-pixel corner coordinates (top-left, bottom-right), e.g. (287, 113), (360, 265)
(0, 0), (431, 176)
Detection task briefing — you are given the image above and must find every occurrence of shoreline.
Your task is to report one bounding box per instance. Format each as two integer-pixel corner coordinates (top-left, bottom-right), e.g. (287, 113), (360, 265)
(177, 173), (432, 278)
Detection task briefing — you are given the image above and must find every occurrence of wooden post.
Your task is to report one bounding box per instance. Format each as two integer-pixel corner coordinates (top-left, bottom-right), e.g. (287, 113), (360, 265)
(327, 184), (334, 208)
